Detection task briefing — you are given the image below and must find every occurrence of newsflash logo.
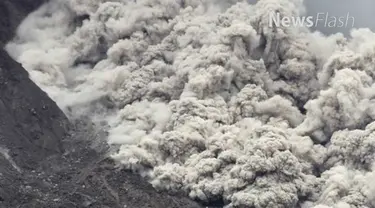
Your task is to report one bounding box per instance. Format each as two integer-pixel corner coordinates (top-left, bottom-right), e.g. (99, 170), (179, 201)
(269, 12), (355, 28)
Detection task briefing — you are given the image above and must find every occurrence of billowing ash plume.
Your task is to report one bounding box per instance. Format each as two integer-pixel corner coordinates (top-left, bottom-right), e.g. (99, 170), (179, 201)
(5, 0), (375, 207)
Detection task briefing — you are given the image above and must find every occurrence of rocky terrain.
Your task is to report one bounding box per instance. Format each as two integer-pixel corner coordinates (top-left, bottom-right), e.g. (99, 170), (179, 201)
(0, 1), (203, 207)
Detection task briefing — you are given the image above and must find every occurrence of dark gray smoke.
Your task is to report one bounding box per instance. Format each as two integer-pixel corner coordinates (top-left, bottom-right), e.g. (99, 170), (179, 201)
(5, 0), (375, 207)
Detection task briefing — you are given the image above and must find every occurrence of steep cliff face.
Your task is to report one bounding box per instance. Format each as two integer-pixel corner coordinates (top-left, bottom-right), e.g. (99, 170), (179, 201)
(0, 47), (69, 169)
(0, 0), (69, 201)
(0, 1), (202, 207)
(0, 0), (66, 205)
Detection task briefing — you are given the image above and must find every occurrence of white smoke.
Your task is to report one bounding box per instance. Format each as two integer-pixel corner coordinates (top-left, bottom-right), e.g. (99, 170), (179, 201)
(5, 0), (375, 207)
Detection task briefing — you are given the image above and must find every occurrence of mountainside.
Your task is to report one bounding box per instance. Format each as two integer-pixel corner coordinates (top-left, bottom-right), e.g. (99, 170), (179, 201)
(0, 1), (202, 207)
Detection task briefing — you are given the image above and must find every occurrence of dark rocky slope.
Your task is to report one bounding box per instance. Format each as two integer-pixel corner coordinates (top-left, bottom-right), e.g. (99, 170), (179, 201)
(0, 1), (202, 207)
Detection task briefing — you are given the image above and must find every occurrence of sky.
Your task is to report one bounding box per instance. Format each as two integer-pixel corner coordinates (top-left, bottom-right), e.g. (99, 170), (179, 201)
(304, 0), (375, 35)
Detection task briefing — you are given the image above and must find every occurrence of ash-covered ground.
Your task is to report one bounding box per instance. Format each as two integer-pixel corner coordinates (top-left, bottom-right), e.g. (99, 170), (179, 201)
(5, 0), (375, 207)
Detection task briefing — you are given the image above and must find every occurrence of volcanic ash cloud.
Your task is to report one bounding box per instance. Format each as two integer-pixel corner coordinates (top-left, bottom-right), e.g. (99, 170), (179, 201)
(6, 0), (375, 207)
